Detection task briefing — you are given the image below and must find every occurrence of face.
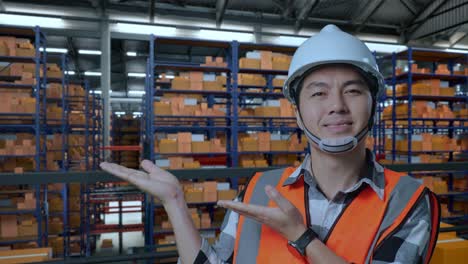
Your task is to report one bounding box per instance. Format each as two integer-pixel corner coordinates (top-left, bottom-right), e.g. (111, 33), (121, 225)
(296, 65), (372, 141)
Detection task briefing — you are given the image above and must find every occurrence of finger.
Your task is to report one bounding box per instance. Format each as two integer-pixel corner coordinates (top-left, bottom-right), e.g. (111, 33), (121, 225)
(265, 185), (295, 214)
(140, 160), (159, 174)
(218, 200), (269, 219)
(100, 162), (148, 182)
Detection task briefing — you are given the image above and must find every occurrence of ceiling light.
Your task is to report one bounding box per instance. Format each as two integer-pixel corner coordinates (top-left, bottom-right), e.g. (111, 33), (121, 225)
(0, 14), (65, 29)
(126, 51), (137, 56)
(78, 49), (102, 55)
(114, 23), (177, 36)
(39, 47), (68, 53)
(198, 29), (253, 42)
(277, 35), (308, 46)
(128, 90), (146, 96)
(64, 71), (75, 75)
(444, 48), (468, 54)
(90, 90), (102, 94)
(84, 71), (102, 76)
(128, 72), (146, 78)
(364, 42), (407, 54)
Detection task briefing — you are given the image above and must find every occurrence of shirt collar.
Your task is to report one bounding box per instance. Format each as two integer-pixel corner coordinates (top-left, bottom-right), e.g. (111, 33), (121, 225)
(282, 149), (385, 200)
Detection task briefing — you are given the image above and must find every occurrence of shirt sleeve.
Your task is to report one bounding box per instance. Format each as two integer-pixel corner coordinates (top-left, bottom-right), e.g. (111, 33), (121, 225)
(372, 193), (433, 264)
(177, 197), (241, 264)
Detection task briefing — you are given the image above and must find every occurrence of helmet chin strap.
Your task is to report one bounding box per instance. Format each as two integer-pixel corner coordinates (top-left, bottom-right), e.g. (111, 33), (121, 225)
(297, 113), (369, 154)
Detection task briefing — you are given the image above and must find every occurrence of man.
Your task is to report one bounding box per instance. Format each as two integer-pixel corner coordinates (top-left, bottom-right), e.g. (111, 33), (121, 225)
(101, 24), (440, 263)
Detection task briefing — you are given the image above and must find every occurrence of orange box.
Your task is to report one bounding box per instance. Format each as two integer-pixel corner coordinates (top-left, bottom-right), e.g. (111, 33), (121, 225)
(201, 213), (211, 228)
(270, 140), (288, 151)
(239, 58), (261, 69)
(171, 77), (190, 90)
(272, 57), (290, 71)
(203, 81), (223, 91)
(0, 42), (8, 56)
(217, 189), (237, 200)
(0, 215), (18, 238)
(185, 189), (204, 203)
(159, 139), (177, 153)
(260, 51), (273, 70)
(189, 72), (203, 82)
(190, 81), (203, 91)
(192, 141), (210, 153)
(431, 240), (468, 264)
(273, 78), (285, 87)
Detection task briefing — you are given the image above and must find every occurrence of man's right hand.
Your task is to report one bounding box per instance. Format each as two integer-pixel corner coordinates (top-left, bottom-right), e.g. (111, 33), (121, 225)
(100, 160), (184, 207)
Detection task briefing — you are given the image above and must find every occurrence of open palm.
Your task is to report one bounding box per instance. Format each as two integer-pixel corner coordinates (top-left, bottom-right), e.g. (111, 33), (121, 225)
(100, 160), (183, 205)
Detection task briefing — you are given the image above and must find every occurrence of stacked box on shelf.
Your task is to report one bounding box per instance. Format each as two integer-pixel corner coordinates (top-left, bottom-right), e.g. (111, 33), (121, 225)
(377, 48), (468, 223)
(378, 48), (468, 164)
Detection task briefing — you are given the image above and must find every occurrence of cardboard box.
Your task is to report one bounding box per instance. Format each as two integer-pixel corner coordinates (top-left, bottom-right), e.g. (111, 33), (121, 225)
(260, 51), (273, 70)
(192, 141), (210, 153)
(16, 48), (35, 57)
(203, 181), (217, 202)
(0, 215), (18, 238)
(203, 81), (224, 91)
(159, 139), (177, 153)
(217, 189), (237, 200)
(171, 77), (190, 90)
(271, 140), (289, 151)
(431, 240), (468, 264)
(201, 213), (211, 228)
(0, 42), (9, 56)
(18, 222), (38, 236)
(185, 190), (203, 203)
(239, 58), (260, 69)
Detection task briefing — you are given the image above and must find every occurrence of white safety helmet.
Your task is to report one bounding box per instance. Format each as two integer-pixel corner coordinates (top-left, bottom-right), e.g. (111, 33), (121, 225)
(283, 24), (385, 154)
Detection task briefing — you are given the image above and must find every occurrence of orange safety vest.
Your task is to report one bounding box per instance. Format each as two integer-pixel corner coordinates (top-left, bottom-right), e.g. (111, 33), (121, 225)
(233, 167), (440, 264)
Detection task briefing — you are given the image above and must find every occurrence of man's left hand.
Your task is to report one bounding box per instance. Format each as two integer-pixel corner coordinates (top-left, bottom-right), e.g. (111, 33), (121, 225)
(217, 185), (307, 242)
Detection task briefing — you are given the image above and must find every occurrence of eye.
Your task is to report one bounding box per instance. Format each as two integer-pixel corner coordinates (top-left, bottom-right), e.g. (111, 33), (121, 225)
(311, 92), (325, 97)
(345, 89), (362, 95)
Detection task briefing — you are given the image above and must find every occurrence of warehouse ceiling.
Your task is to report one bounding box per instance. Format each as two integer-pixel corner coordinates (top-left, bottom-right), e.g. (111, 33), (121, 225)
(1, 0), (467, 112)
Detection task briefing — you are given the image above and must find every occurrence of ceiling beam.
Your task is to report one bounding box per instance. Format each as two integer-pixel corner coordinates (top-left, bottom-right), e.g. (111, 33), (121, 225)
(294, 0), (319, 32)
(215, 0), (229, 27)
(352, 0), (386, 33)
(0, 0), (6, 12)
(404, 0), (447, 41)
(449, 29), (468, 48)
(149, 0), (155, 23)
(408, 0), (467, 41)
(399, 0), (418, 15)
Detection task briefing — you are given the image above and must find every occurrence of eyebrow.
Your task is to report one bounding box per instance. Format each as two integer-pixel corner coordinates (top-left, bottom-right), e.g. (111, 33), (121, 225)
(304, 79), (367, 90)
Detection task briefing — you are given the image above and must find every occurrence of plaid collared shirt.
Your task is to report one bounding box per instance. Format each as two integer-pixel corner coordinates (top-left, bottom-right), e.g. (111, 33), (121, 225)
(191, 150), (432, 264)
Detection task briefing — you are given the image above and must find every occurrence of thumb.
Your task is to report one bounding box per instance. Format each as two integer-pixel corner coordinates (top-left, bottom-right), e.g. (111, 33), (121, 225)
(265, 185), (295, 213)
(140, 159), (158, 174)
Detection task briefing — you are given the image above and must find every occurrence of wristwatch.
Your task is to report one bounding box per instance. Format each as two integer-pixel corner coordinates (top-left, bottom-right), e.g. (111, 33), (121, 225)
(287, 228), (318, 256)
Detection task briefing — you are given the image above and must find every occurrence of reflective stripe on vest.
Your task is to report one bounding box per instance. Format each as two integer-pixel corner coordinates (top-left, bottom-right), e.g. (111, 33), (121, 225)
(234, 167), (440, 264)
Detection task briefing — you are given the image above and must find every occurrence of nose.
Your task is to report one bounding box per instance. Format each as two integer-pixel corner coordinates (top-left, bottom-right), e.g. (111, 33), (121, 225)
(328, 91), (349, 115)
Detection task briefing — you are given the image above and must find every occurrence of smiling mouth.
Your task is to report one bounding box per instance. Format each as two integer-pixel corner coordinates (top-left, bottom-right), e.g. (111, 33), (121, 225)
(324, 122), (353, 127)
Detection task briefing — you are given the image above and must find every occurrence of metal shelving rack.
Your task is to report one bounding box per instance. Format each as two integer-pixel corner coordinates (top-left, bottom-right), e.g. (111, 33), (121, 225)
(143, 36), (307, 248)
(0, 26), (48, 249)
(235, 42), (306, 167)
(143, 37), (237, 248)
(378, 47), (468, 224)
